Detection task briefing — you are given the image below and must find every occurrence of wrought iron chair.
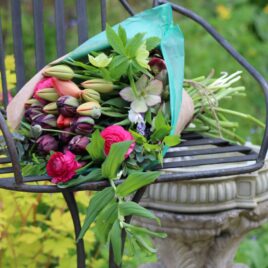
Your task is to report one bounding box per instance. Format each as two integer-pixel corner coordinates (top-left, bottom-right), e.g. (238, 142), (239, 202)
(0, 0), (268, 267)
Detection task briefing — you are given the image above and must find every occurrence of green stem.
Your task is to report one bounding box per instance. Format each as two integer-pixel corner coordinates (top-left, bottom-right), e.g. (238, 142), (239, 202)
(214, 107), (265, 128)
(73, 74), (92, 80)
(198, 114), (245, 144)
(41, 128), (77, 136)
(128, 68), (139, 98)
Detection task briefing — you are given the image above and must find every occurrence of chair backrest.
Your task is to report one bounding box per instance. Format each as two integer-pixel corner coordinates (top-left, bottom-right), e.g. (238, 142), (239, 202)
(0, 0), (147, 108)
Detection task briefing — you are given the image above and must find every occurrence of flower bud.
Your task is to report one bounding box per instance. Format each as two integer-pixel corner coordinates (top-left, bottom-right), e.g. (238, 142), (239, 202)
(81, 79), (114, 93)
(36, 134), (59, 155)
(43, 65), (74, 80)
(25, 99), (41, 109)
(57, 114), (74, 129)
(36, 88), (60, 102)
(81, 89), (101, 102)
(77, 102), (101, 119)
(57, 96), (79, 117)
(52, 77), (82, 98)
(68, 135), (89, 154)
(30, 124), (43, 138)
(43, 102), (58, 115)
(59, 127), (73, 144)
(149, 57), (166, 75)
(73, 116), (95, 135)
(38, 114), (57, 129)
(25, 108), (43, 123)
(25, 102), (44, 122)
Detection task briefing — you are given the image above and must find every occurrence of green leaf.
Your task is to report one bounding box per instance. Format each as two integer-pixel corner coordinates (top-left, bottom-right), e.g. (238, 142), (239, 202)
(133, 234), (157, 253)
(143, 143), (161, 153)
(115, 118), (131, 126)
(101, 141), (133, 179)
(86, 130), (105, 161)
(146, 36), (161, 51)
(95, 201), (118, 242)
(57, 168), (103, 188)
(109, 55), (129, 80)
(154, 111), (167, 131)
(118, 25), (127, 46)
(78, 187), (115, 240)
(126, 32), (145, 58)
(110, 220), (122, 265)
(163, 135), (181, 147)
(130, 130), (147, 144)
(116, 171), (160, 197)
(150, 126), (171, 142)
(119, 201), (160, 224)
(125, 223), (167, 238)
(106, 24), (126, 55)
(103, 97), (128, 108)
(101, 110), (128, 118)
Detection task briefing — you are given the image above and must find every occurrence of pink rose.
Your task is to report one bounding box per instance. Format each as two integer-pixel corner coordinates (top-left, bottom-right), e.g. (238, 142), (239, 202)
(101, 125), (135, 158)
(34, 77), (54, 104)
(46, 150), (81, 184)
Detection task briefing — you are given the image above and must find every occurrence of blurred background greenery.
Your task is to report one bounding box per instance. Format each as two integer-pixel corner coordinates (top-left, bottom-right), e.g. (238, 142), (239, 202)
(0, 0), (268, 267)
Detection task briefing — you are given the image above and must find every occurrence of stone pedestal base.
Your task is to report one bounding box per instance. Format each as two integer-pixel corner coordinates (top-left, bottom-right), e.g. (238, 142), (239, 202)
(136, 199), (268, 268)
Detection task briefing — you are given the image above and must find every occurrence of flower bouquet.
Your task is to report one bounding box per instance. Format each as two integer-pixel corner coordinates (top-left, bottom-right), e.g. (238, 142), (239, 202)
(6, 3), (263, 265)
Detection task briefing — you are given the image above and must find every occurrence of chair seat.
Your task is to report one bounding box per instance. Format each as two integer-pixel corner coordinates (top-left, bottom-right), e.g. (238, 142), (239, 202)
(0, 132), (261, 193)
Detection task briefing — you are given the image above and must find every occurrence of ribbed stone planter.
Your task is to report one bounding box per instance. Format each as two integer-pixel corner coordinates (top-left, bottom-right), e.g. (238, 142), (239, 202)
(141, 145), (268, 212)
(136, 146), (268, 268)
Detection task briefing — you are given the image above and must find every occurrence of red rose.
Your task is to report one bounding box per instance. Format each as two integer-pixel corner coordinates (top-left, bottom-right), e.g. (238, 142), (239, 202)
(46, 150), (81, 184)
(101, 125), (135, 158)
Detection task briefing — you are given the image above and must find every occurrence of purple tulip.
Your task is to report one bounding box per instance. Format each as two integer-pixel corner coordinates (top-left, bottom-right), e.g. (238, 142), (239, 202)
(57, 95), (79, 117)
(24, 103), (44, 123)
(59, 127), (73, 144)
(25, 108), (42, 123)
(33, 114), (57, 129)
(36, 134), (58, 154)
(73, 116), (94, 135)
(68, 135), (89, 154)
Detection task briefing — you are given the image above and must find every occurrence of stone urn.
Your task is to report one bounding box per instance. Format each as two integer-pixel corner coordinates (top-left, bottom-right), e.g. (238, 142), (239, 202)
(136, 145), (268, 268)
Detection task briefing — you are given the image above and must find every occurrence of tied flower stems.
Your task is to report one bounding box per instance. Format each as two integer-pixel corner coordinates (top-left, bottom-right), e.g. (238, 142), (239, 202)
(184, 71), (264, 144)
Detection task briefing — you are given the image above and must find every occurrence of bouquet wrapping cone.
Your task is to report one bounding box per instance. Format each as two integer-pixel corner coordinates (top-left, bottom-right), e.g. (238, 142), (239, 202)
(7, 3), (193, 136)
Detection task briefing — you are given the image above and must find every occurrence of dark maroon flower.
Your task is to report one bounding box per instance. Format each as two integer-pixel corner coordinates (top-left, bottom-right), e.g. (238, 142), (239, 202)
(68, 135), (89, 154)
(57, 95), (79, 117)
(36, 134), (58, 154)
(149, 57), (166, 75)
(73, 116), (94, 135)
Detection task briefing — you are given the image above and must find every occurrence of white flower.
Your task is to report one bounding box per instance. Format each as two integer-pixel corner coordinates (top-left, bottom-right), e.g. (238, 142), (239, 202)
(128, 109), (145, 124)
(88, 53), (112, 68)
(120, 75), (163, 113)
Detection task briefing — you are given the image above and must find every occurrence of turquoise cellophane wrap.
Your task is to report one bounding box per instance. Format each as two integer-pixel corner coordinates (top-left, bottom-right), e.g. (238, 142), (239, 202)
(66, 3), (184, 148)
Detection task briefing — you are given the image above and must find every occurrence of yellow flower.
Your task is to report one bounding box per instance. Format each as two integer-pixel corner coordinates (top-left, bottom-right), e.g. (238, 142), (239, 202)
(0, 54), (17, 91)
(5, 55), (15, 70)
(264, 5), (268, 14)
(88, 52), (112, 68)
(216, 5), (231, 20)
